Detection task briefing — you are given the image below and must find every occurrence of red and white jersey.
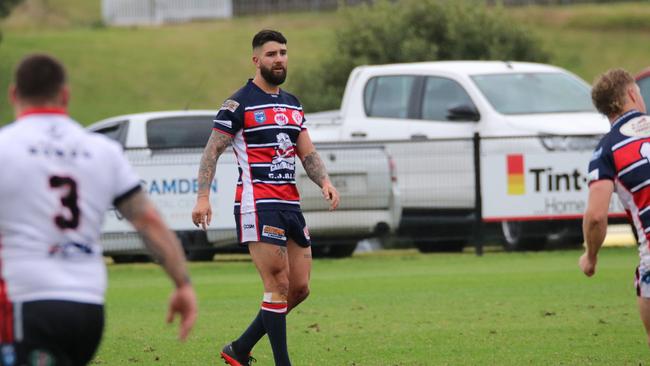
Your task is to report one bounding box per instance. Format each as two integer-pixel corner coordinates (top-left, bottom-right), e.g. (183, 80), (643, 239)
(213, 79), (306, 214)
(0, 109), (141, 304)
(588, 110), (650, 268)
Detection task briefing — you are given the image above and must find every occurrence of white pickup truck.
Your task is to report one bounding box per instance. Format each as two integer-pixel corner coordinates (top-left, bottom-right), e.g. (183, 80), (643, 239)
(88, 110), (400, 261)
(306, 61), (619, 251)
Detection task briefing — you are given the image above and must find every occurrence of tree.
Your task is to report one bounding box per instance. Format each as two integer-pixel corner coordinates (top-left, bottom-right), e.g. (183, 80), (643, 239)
(0, 0), (23, 18)
(292, 0), (551, 112)
(0, 0), (24, 44)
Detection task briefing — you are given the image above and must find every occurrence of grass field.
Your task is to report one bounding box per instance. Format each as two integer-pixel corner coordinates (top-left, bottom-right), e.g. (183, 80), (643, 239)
(95, 248), (648, 365)
(1, 2), (650, 125)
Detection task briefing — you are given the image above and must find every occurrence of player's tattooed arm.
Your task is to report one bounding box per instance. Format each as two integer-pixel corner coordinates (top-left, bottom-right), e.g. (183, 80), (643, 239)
(117, 190), (191, 288)
(197, 131), (233, 198)
(301, 151), (330, 188)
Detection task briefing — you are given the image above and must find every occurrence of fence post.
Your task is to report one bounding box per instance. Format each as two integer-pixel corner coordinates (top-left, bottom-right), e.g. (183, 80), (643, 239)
(473, 132), (484, 256)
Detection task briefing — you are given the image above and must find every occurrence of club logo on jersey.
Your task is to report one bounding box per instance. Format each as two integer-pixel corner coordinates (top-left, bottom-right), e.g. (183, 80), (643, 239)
(254, 110), (266, 124)
(222, 99), (240, 112)
(292, 110), (303, 124)
(262, 225), (286, 241)
(274, 113), (289, 126)
(1, 345), (16, 366)
(271, 133), (296, 172)
(620, 116), (650, 137)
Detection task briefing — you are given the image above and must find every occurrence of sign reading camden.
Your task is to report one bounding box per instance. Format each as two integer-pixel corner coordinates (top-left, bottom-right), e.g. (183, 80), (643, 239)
(481, 151), (626, 221)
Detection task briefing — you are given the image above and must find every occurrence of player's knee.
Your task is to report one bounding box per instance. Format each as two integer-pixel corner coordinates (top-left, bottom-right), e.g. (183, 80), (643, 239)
(293, 284), (310, 302)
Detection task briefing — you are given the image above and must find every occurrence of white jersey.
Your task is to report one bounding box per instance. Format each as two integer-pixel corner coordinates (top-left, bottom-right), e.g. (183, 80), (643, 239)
(0, 109), (140, 304)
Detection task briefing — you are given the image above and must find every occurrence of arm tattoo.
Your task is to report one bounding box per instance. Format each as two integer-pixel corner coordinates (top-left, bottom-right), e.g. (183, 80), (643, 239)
(116, 191), (167, 264)
(198, 131), (233, 196)
(301, 151), (329, 188)
(115, 190), (148, 222)
(116, 191), (190, 287)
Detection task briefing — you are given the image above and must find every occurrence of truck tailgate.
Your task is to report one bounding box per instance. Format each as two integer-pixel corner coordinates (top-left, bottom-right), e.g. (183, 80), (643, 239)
(297, 145), (393, 212)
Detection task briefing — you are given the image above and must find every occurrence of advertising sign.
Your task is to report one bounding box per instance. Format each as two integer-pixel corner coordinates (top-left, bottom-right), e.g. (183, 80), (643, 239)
(102, 163), (239, 232)
(481, 150), (626, 222)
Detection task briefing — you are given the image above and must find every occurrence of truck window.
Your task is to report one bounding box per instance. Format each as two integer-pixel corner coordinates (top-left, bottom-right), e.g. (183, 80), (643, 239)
(364, 76), (417, 119)
(147, 116), (214, 149)
(94, 121), (127, 146)
(471, 72), (594, 114)
(421, 77), (476, 121)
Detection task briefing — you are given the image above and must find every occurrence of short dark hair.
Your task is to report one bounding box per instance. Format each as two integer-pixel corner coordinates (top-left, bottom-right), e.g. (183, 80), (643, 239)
(14, 54), (67, 103)
(591, 68), (635, 118)
(252, 29), (287, 49)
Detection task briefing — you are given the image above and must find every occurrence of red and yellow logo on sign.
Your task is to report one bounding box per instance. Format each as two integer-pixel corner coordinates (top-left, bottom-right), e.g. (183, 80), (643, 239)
(507, 154), (525, 195)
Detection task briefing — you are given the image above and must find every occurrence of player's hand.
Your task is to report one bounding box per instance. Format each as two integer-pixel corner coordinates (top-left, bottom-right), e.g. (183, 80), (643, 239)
(191, 198), (212, 231)
(321, 182), (339, 211)
(166, 283), (198, 341)
(579, 252), (597, 277)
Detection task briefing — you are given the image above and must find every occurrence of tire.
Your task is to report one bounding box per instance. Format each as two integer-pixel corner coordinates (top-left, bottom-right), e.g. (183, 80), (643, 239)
(312, 243), (358, 258)
(111, 254), (151, 264)
(180, 231), (217, 262)
(546, 221), (584, 249)
(414, 239), (464, 253)
(501, 221), (546, 251)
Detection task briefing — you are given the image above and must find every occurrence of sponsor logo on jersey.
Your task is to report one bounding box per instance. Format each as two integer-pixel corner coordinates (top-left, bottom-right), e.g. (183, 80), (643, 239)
(271, 133), (296, 171)
(303, 226), (310, 240)
(620, 116), (650, 137)
(262, 225), (286, 240)
(292, 110), (303, 124)
(222, 99), (240, 112)
(243, 223), (255, 229)
(48, 242), (94, 258)
(273, 106), (287, 113)
(254, 110), (266, 124)
(588, 169), (599, 183)
(274, 113), (289, 126)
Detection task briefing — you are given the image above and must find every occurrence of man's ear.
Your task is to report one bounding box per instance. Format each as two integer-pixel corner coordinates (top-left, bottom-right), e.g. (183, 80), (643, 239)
(60, 85), (70, 107)
(8, 85), (17, 106)
(628, 84), (640, 104)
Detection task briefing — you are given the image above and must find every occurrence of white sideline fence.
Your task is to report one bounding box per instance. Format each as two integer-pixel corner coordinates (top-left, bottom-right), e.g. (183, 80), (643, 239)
(102, 0), (233, 26)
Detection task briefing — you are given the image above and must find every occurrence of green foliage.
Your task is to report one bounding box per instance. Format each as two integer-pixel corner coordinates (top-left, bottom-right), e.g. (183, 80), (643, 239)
(0, 0), (23, 18)
(293, 0), (551, 112)
(0, 0), (24, 46)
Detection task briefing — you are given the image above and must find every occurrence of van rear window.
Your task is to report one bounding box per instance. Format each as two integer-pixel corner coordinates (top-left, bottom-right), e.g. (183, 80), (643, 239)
(146, 116), (214, 149)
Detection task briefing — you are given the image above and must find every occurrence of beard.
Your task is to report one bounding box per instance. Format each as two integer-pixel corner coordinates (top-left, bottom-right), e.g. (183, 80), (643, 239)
(260, 64), (287, 86)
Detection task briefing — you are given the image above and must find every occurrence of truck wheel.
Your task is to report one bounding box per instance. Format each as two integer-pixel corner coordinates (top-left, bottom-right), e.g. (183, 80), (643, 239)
(546, 222), (584, 249)
(111, 254), (151, 264)
(414, 240), (464, 253)
(179, 231), (217, 262)
(501, 221), (546, 251)
(312, 243), (358, 258)
(186, 249), (217, 262)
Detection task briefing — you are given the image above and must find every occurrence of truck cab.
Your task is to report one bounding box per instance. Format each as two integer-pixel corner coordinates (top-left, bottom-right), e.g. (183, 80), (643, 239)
(307, 61), (613, 251)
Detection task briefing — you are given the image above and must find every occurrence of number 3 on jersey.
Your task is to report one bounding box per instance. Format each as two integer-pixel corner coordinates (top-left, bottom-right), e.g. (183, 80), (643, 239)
(49, 176), (80, 230)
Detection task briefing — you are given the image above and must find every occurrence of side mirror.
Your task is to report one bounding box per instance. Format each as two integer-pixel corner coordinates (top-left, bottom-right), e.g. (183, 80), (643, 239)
(447, 104), (480, 122)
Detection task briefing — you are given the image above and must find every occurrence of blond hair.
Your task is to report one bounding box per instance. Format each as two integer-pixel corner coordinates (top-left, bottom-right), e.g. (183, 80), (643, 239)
(591, 68), (635, 118)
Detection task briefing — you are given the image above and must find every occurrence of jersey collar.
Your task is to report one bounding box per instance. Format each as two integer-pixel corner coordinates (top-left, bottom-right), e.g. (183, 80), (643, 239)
(612, 109), (642, 128)
(18, 107), (68, 119)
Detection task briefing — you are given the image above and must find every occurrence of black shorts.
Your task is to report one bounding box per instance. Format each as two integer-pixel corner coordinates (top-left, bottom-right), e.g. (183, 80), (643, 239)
(0, 300), (104, 366)
(235, 210), (311, 247)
